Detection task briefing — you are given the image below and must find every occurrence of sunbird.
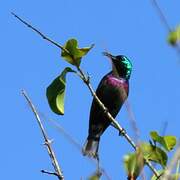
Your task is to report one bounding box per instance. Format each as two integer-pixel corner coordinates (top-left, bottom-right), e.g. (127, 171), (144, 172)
(82, 52), (133, 158)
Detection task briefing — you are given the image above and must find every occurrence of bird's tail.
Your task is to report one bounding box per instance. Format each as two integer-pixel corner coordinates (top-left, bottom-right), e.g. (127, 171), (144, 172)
(82, 139), (99, 158)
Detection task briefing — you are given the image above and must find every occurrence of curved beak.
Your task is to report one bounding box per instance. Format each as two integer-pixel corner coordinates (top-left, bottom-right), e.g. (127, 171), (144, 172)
(102, 52), (116, 60)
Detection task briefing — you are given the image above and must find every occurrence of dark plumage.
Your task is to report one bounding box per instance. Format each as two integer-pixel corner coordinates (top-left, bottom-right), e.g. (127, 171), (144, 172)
(82, 52), (132, 158)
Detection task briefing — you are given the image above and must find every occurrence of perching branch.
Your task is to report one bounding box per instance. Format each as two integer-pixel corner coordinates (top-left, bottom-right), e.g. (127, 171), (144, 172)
(76, 67), (159, 178)
(13, 13), (159, 178)
(22, 90), (64, 180)
(78, 67), (136, 147)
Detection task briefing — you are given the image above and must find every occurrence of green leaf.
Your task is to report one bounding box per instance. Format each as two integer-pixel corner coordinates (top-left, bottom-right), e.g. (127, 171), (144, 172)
(61, 38), (94, 67)
(139, 142), (167, 168)
(150, 131), (176, 151)
(163, 136), (177, 151)
(46, 67), (75, 115)
(124, 152), (144, 179)
(167, 26), (180, 45)
(88, 175), (100, 180)
(88, 171), (102, 180)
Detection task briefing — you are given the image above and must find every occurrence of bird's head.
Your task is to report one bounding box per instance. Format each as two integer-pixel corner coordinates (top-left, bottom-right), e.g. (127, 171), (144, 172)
(103, 52), (132, 79)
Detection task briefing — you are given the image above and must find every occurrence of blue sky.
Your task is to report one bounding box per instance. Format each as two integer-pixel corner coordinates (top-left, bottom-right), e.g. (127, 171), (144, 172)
(1, 0), (180, 179)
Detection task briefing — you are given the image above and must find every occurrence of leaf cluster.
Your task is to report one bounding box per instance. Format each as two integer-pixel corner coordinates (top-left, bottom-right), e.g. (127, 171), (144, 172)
(46, 39), (93, 115)
(124, 131), (177, 180)
(168, 26), (180, 45)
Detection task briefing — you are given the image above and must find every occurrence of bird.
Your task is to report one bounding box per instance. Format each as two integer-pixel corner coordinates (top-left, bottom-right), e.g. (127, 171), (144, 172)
(82, 52), (133, 158)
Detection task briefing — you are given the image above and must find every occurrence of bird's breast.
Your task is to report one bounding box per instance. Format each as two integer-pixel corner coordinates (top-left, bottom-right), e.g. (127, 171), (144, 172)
(104, 75), (128, 91)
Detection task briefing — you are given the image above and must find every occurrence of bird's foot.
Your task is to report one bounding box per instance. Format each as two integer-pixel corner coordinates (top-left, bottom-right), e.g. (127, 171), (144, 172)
(103, 107), (108, 114)
(82, 149), (99, 159)
(85, 72), (90, 84)
(96, 153), (100, 162)
(119, 128), (126, 136)
(43, 139), (54, 146)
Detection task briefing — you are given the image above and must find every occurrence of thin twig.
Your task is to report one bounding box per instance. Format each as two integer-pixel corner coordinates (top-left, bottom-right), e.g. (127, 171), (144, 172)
(41, 170), (59, 177)
(150, 0), (180, 58)
(151, 0), (171, 31)
(176, 160), (180, 179)
(124, 101), (146, 179)
(125, 100), (140, 143)
(13, 13), (159, 178)
(40, 113), (112, 180)
(22, 90), (64, 180)
(11, 12), (70, 55)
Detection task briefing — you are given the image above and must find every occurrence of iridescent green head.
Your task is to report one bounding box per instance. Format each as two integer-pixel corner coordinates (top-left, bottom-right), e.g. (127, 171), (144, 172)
(103, 52), (132, 79)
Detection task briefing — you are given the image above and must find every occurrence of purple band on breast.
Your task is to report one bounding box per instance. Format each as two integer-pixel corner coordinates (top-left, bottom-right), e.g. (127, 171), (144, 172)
(105, 75), (128, 89)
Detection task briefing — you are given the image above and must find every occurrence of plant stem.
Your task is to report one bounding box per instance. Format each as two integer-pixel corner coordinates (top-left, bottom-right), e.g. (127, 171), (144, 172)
(11, 12), (70, 55)
(78, 67), (136, 148)
(22, 90), (64, 180)
(151, 0), (171, 32)
(13, 13), (159, 178)
(41, 170), (59, 176)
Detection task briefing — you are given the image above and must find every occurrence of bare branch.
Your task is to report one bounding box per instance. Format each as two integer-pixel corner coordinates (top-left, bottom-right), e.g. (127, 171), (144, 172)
(22, 90), (64, 180)
(151, 0), (171, 31)
(40, 113), (112, 180)
(11, 12), (70, 55)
